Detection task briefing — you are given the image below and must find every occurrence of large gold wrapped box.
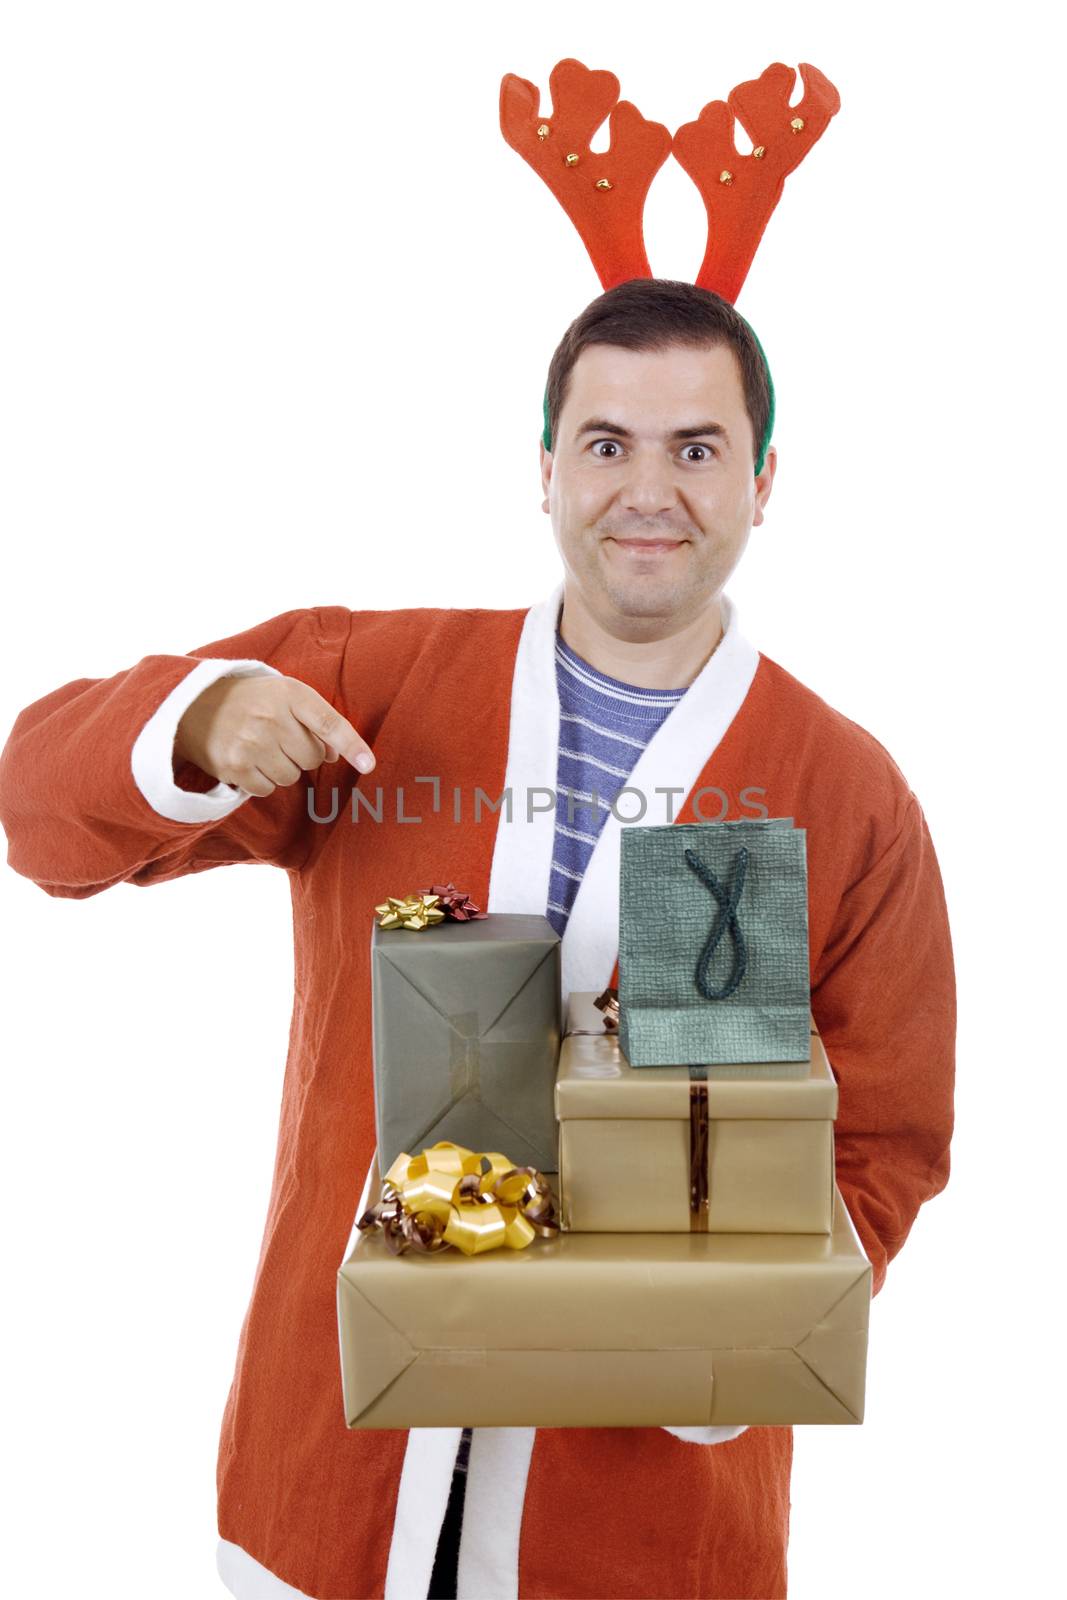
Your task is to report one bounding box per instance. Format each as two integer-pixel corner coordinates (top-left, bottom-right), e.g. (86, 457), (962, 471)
(557, 994), (837, 1234)
(336, 1162), (871, 1429)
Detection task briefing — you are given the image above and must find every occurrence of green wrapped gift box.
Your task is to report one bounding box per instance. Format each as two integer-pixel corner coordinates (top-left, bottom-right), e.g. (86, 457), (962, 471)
(619, 819), (811, 1068)
(371, 913), (562, 1174)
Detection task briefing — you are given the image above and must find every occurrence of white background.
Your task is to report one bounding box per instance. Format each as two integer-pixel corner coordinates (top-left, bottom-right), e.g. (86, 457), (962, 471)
(0, 3), (1062, 1596)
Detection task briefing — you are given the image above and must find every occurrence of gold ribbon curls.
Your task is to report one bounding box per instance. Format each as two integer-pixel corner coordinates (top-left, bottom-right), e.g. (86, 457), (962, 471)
(357, 1141), (560, 1257)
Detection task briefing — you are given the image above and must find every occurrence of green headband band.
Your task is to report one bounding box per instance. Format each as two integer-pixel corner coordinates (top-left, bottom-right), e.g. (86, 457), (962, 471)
(542, 317), (776, 477)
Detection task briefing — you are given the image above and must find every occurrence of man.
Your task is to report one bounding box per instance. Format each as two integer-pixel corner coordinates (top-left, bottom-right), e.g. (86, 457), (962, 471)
(0, 278), (955, 1599)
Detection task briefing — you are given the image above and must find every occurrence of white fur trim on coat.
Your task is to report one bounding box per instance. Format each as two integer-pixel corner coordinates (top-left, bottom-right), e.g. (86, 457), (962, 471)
(387, 581), (759, 1597)
(487, 581), (761, 1003)
(216, 1538), (313, 1598)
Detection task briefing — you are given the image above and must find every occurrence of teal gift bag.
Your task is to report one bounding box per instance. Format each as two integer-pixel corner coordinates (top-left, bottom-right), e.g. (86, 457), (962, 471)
(618, 819), (811, 1069)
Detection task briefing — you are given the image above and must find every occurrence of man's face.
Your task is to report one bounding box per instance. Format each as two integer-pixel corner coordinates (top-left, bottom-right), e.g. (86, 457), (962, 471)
(540, 342), (776, 631)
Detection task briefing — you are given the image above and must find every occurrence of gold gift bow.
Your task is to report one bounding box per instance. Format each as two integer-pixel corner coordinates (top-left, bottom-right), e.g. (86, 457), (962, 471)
(358, 1141), (560, 1257)
(374, 884), (487, 930)
(571, 989), (710, 1232)
(374, 893), (446, 930)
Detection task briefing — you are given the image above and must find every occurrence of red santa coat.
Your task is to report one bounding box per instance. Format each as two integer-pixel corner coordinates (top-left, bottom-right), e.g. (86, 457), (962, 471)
(0, 585), (956, 1600)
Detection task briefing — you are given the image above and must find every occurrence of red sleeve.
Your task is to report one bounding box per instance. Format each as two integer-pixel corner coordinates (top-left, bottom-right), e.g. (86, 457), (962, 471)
(0, 605), (352, 897)
(813, 794), (956, 1293)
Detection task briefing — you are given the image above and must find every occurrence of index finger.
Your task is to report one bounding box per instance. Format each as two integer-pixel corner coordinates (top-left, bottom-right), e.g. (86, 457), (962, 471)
(286, 681), (375, 773)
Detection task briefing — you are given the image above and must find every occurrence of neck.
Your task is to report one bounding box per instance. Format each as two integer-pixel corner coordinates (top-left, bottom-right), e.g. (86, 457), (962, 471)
(558, 584), (726, 690)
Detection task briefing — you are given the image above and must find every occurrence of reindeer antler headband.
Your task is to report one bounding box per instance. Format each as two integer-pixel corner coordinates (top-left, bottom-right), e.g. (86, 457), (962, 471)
(500, 58), (840, 473)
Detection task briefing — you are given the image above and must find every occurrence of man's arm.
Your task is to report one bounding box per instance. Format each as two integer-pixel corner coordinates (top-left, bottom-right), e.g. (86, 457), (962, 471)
(813, 794), (956, 1293)
(0, 605), (360, 897)
(129, 655), (283, 825)
(664, 797), (954, 1443)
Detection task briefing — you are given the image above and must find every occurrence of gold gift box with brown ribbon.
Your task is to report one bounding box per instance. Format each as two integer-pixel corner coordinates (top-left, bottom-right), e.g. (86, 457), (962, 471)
(337, 1155), (870, 1428)
(557, 993), (837, 1234)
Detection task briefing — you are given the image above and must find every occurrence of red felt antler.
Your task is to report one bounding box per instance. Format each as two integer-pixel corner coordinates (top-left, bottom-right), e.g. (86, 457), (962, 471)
(500, 58), (671, 289)
(672, 62), (841, 303)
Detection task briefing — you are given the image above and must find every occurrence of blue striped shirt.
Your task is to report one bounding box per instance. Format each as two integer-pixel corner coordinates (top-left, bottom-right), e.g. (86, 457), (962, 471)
(547, 633), (687, 936)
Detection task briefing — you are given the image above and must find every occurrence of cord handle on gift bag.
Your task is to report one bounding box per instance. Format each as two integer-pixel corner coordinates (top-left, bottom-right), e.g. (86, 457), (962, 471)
(683, 846), (749, 1001)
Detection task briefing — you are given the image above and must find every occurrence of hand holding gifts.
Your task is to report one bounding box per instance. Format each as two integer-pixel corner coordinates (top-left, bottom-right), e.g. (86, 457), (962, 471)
(342, 851), (870, 1432)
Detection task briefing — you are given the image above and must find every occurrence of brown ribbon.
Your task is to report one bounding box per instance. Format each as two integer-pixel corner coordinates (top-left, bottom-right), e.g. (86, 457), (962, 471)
(569, 987), (711, 1228)
(569, 986), (621, 1037)
(688, 1067), (710, 1231)
(593, 986), (620, 1030)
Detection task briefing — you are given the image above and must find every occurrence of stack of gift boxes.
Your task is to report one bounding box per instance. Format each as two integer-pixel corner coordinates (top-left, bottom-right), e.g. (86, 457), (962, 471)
(338, 823), (872, 1431)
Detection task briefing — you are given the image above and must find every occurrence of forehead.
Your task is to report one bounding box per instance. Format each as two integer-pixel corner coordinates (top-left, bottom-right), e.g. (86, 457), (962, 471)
(560, 342), (749, 434)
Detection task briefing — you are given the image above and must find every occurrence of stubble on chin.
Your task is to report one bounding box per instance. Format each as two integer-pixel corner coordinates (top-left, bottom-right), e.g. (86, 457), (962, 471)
(574, 531), (734, 628)
(586, 543), (695, 621)
(602, 575), (695, 622)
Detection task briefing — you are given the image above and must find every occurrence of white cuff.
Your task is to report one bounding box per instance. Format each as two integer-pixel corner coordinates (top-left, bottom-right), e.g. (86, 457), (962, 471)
(661, 1424), (749, 1445)
(131, 657), (281, 824)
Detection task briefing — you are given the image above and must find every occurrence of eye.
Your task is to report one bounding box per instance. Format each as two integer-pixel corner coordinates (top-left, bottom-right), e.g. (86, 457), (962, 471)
(681, 443), (716, 463)
(590, 439), (624, 459)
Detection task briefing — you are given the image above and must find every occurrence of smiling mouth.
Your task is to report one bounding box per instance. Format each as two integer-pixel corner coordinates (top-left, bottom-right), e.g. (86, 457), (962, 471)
(606, 536), (687, 552)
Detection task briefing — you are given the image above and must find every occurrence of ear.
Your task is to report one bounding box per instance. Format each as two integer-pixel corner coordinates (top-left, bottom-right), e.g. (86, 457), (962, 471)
(752, 444), (777, 527)
(540, 438), (553, 511)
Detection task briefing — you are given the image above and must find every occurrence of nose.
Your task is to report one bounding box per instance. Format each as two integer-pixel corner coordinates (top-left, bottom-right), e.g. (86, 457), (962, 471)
(618, 450), (680, 518)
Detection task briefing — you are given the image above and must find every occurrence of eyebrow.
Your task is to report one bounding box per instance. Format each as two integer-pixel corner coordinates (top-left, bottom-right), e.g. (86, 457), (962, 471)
(574, 417), (730, 446)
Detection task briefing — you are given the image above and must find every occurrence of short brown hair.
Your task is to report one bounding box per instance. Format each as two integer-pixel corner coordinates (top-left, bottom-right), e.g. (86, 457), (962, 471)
(544, 278), (773, 470)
